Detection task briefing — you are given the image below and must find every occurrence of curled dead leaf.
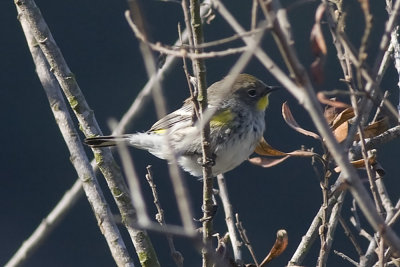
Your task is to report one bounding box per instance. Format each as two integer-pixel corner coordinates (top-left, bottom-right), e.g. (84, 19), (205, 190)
(254, 136), (287, 156)
(330, 107), (355, 131)
(251, 137), (318, 168)
(282, 102), (321, 140)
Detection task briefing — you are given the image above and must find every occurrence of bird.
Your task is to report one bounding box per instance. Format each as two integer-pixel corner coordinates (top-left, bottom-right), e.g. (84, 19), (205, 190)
(85, 73), (276, 177)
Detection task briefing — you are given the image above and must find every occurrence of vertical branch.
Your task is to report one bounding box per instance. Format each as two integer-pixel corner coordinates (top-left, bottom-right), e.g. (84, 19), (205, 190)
(14, 0), (159, 266)
(14, 12), (134, 266)
(317, 172), (331, 267)
(391, 26), (400, 116)
(188, 0), (213, 266)
(318, 192), (346, 266)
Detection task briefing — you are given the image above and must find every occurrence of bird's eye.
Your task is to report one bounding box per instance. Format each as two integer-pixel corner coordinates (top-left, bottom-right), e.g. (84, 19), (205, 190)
(247, 89), (257, 97)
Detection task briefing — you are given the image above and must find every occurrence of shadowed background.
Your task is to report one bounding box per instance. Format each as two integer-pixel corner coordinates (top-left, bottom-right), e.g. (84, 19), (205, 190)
(1, 0), (400, 266)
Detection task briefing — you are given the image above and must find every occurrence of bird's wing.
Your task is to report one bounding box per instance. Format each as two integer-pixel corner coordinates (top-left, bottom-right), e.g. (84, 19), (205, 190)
(148, 103), (195, 133)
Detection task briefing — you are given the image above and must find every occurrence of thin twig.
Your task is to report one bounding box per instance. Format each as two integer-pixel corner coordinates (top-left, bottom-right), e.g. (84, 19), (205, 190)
(178, 23), (200, 119)
(372, 91), (390, 123)
(251, 0), (258, 30)
(217, 174), (243, 264)
(357, 126), (384, 215)
(145, 166), (184, 267)
(318, 192), (346, 266)
(235, 214), (259, 266)
(5, 180), (84, 267)
(288, 193), (340, 266)
(128, 19), (269, 58)
(334, 250), (359, 266)
(338, 215), (363, 256)
(317, 171), (330, 267)
(374, 170), (394, 220)
(350, 200), (374, 242)
(109, 119), (152, 226)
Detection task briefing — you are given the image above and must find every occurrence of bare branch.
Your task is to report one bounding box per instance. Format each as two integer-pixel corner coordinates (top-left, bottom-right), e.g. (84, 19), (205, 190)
(12, 10), (134, 266)
(217, 174), (243, 263)
(145, 166), (184, 267)
(14, 1), (159, 265)
(235, 214), (259, 266)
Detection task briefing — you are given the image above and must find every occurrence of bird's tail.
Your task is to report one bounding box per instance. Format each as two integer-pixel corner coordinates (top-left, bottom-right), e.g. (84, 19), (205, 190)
(84, 135), (131, 148)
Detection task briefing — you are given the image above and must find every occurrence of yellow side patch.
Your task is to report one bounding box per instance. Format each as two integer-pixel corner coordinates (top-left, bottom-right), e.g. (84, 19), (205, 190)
(257, 95), (269, 111)
(210, 109), (234, 127)
(152, 129), (167, 134)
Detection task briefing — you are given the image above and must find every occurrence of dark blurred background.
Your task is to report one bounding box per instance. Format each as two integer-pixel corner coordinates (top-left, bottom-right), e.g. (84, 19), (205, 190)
(1, 0), (400, 266)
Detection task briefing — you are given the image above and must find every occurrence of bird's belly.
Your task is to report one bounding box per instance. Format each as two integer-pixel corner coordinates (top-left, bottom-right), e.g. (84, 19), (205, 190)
(212, 135), (257, 175)
(178, 131), (260, 177)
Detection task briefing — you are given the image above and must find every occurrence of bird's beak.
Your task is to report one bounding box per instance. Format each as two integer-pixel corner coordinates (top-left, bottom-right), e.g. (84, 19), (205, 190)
(266, 85), (280, 95)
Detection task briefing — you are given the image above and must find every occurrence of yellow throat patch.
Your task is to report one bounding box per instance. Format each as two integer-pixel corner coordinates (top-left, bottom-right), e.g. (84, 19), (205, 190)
(257, 95), (269, 111)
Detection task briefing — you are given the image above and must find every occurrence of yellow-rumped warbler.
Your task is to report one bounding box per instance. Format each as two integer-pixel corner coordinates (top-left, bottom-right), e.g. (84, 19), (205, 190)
(85, 73), (276, 177)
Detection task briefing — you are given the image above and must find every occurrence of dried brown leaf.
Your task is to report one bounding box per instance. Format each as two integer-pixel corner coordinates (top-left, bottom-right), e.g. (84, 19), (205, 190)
(310, 4), (327, 56)
(333, 121), (349, 143)
(254, 136), (287, 156)
(249, 156), (291, 168)
(251, 147), (316, 168)
(282, 102), (321, 140)
(260, 230), (288, 266)
(355, 117), (389, 141)
(330, 107), (355, 131)
(252, 136), (317, 168)
(334, 154), (377, 172)
(287, 150), (317, 157)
